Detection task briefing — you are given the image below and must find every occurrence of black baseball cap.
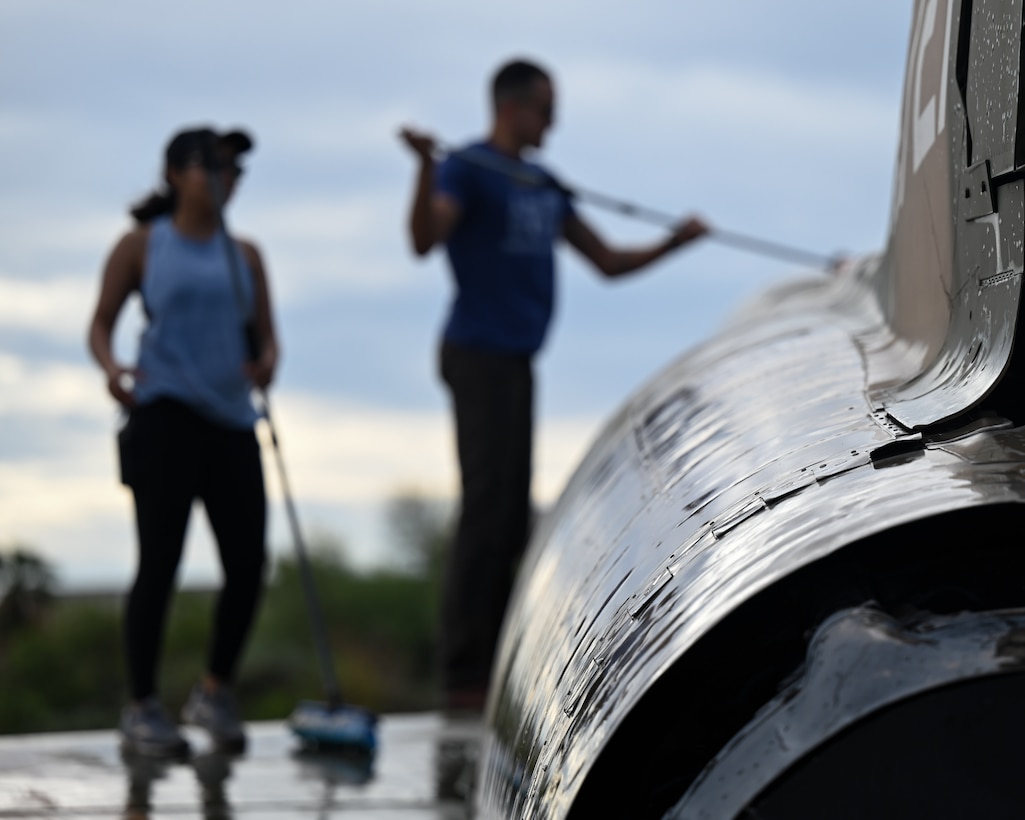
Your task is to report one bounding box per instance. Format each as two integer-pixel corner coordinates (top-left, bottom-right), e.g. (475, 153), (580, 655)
(164, 126), (254, 170)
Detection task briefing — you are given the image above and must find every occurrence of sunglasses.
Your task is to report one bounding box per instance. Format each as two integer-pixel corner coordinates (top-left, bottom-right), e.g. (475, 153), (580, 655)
(220, 161), (245, 178)
(184, 152), (245, 178)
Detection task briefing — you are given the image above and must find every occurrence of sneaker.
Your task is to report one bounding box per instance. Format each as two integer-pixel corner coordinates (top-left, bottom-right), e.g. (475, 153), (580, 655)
(120, 697), (191, 758)
(181, 683), (247, 752)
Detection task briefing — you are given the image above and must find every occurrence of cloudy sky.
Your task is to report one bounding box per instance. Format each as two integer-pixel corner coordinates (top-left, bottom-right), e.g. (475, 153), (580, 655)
(0, 1), (913, 589)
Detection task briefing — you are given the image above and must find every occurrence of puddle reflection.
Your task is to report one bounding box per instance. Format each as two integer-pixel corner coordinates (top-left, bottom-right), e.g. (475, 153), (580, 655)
(116, 720), (477, 819)
(121, 746), (238, 819)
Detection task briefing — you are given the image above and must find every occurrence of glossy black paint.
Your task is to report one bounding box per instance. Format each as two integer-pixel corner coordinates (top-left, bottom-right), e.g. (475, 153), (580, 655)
(475, 2), (1025, 817)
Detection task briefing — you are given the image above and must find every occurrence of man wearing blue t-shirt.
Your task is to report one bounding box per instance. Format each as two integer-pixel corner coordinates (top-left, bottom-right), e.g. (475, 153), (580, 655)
(400, 58), (708, 713)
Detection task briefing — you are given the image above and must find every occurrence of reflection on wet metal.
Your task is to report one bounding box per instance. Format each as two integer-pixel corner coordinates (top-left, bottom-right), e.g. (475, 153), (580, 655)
(664, 607), (1025, 818)
(474, 1), (1025, 811)
(0, 714), (477, 818)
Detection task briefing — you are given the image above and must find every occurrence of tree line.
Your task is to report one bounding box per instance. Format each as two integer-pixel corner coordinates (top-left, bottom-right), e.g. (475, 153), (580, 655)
(0, 494), (450, 735)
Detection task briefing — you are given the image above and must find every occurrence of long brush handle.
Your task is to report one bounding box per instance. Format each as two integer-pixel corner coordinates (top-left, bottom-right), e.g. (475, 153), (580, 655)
(259, 392), (344, 708)
(568, 187), (839, 269)
(203, 151), (345, 709)
(432, 141), (839, 270)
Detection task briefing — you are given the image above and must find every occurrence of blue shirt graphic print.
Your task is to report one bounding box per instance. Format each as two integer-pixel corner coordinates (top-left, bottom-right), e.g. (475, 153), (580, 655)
(436, 142), (576, 354)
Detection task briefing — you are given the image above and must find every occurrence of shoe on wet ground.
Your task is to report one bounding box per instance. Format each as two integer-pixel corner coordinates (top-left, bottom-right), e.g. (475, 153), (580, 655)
(181, 683), (247, 752)
(119, 697), (191, 759)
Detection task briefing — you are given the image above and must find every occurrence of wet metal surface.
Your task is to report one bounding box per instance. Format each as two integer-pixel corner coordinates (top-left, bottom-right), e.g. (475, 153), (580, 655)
(476, 258), (1025, 817)
(664, 606), (1025, 819)
(881, 0), (1025, 427)
(474, 2), (1025, 816)
(0, 713), (476, 818)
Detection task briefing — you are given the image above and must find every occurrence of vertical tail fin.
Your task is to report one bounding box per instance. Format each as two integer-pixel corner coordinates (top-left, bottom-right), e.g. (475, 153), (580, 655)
(879, 0), (1024, 428)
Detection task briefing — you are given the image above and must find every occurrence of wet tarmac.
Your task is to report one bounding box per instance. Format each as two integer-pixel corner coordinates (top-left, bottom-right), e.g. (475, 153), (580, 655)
(0, 712), (480, 818)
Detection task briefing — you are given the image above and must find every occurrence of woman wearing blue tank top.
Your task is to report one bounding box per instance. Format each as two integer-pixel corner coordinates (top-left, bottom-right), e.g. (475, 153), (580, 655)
(87, 126), (279, 758)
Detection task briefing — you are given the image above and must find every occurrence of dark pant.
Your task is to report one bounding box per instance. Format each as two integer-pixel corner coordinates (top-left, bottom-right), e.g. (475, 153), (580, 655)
(439, 342), (534, 697)
(118, 398), (267, 701)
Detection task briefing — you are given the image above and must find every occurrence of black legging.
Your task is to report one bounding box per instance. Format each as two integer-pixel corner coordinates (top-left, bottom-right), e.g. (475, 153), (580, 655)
(119, 398), (267, 701)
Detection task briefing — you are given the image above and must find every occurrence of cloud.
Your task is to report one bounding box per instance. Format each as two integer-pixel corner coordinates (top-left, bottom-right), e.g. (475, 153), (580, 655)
(0, 352), (601, 582)
(240, 192), (417, 299)
(261, 104), (424, 163)
(0, 358), (128, 563)
(562, 59), (896, 147)
(0, 354), (108, 418)
(0, 0), (913, 587)
(259, 389), (599, 506)
(0, 276), (100, 342)
(0, 460), (124, 530)
(0, 202), (125, 267)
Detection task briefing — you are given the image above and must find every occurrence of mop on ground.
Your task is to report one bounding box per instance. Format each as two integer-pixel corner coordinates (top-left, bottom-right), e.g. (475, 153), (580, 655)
(260, 394), (379, 754)
(203, 140), (378, 754)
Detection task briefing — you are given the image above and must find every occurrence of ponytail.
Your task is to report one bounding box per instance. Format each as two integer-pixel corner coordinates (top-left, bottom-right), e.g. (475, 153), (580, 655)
(129, 187), (178, 225)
